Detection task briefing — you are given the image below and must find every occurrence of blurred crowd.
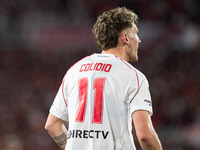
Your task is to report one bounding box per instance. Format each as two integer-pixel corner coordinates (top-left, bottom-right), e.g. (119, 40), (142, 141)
(0, 0), (200, 150)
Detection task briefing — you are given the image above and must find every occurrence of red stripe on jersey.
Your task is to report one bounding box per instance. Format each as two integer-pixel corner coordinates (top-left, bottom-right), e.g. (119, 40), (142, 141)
(62, 75), (68, 107)
(134, 68), (139, 89)
(75, 77), (88, 122)
(115, 56), (133, 70)
(92, 77), (106, 124)
(115, 56), (140, 102)
(130, 69), (140, 103)
(62, 55), (90, 107)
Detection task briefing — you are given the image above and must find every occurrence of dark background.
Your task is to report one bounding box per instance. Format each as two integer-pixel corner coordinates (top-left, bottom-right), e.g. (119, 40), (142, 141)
(0, 0), (200, 149)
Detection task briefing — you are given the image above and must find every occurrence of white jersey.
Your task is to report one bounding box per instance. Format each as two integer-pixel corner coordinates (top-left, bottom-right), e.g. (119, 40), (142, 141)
(50, 53), (153, 150)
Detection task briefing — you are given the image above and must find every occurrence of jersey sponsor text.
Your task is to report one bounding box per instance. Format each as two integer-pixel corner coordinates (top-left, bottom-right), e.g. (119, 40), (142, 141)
(68, 129), (109, 139)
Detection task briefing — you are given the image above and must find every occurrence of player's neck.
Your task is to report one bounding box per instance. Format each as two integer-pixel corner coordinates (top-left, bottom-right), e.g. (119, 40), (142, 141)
(101, 46), (127, 61)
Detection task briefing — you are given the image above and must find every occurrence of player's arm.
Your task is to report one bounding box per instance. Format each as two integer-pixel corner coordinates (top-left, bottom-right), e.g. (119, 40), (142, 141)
(132, 110), (162, 150)
(45, 113), (68, 150)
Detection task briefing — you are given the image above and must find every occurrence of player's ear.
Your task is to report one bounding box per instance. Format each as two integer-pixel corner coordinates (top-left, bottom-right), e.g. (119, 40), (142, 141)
(121, 33), (128, 45)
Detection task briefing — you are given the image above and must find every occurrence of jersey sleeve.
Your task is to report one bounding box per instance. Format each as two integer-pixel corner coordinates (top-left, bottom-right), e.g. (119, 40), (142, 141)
(49, 77), (69, 122)
(129, 74), (153, 116)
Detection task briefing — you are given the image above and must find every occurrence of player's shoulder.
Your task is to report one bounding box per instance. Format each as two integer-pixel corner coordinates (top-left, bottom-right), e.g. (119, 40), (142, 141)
(122, 61), (148, 82)
(115, 57), (145, 77)
(68, 55), (92, 70)
(131, 66), (146, 79)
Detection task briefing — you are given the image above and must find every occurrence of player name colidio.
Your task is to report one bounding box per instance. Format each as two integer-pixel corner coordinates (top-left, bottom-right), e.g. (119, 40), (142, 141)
(79, 63), (112, 72)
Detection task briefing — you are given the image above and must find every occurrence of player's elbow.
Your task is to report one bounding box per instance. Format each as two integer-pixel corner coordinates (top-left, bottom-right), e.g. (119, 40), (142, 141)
(44, 121), (51, 132)
(44, 119), (56, 133)
(136, 129), (162, 150)
(45, 114), (61, 132)
(136, 129), (154, 142)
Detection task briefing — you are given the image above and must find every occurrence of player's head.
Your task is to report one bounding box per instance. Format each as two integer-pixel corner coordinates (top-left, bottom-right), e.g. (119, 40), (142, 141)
(92, 7), (139, 51)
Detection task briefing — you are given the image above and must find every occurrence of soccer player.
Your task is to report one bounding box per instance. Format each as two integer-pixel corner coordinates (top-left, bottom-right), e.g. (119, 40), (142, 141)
(45, 7), (162, 150)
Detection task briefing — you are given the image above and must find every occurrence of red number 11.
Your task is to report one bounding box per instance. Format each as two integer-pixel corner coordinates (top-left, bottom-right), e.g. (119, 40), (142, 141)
(75, 77), (106, 124)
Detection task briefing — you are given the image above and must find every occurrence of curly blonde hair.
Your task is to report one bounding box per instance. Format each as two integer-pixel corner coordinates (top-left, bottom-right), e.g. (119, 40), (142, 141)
(92, 7), (138, 50)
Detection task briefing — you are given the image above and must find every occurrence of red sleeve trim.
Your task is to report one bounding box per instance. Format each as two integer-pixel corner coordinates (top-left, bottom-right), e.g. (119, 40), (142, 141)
(115, 56), (140, 101)
(115, 56), (133, 69)
(62, 74), (68, 107)
(61, 55), (90, 107)
(134, 68), (139, 89)
(130, 68), (140, 103)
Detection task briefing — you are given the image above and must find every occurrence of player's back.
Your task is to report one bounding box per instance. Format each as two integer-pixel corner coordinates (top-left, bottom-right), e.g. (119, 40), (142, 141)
(64, 53), (139, 150)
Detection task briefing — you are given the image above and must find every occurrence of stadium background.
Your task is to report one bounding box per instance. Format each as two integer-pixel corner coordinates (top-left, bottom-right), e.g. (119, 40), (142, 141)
(0, 0), (199, 149)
